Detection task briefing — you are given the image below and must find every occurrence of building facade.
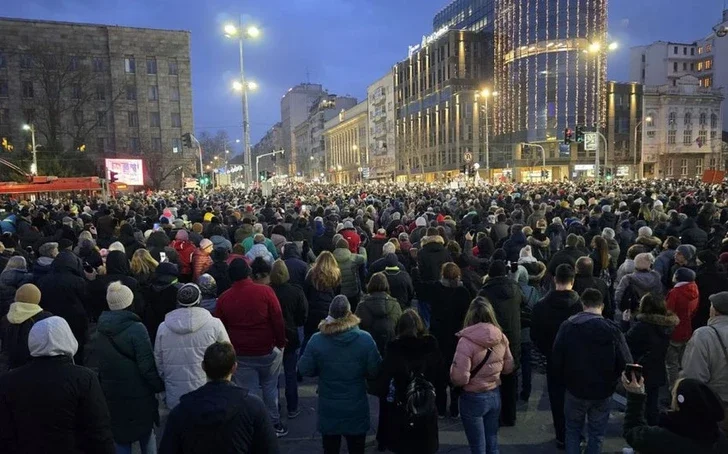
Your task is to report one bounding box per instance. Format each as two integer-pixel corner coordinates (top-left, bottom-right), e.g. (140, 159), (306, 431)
(433, 0), (494, 33)
(394, 29), (492, 181)
(251, 122), (283, 176)
(641, 76), (723, 179)
(280, 83), (327, 175)
(367, 71), (396, 180)
(0, 17), (194, 185)
(324, 101), (368, 184)
(604, 82), (643, 178)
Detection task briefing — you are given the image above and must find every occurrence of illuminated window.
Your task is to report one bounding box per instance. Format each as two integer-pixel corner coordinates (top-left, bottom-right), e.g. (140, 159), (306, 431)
(683, 129), (692, 145)
(667, 159), (674, 176)
(681, 159), (688, 176)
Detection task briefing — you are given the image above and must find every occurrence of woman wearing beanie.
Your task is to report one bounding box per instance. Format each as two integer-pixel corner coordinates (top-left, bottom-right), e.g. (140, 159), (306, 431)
(154, 283), (229, 409)
(622, 375), (728, 453)
(0, 283), (52, 370)
(196, 274), (218, 313)
(96, 281), (164, 454)
(298, 294), (381, 454)
(0, 256), (33, 291)
(665, 267), (699, 390)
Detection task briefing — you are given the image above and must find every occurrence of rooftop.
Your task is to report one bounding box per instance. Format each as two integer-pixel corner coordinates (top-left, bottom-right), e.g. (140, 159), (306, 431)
(0, 16), (190, 34)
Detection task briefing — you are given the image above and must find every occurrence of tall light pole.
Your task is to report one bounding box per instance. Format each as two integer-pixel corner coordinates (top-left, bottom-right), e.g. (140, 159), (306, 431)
(225, 20), (260, 187)
(476, 89), (498, 181)
(586, 41), (618, 181)
(634, 115), (652, 179)
(22, 124), (37, 175)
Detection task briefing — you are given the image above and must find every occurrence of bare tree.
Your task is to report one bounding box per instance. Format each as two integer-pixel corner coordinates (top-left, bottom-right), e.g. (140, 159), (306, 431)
(196, 130), (230, 164)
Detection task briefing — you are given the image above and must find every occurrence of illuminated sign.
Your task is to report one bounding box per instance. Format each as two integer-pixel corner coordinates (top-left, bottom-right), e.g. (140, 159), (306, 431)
(408, 26), (450, 57)
(105, 158), (144, 186)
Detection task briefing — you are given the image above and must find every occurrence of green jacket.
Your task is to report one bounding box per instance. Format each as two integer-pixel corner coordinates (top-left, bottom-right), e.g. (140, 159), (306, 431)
(96, 310), (164, 444)
(355, 292), (402, 355)
(241, 236), (279, 259)
(333, 247), (366, 299)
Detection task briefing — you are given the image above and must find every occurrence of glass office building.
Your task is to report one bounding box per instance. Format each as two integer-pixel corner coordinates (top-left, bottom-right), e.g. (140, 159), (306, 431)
(433, 0), (494, 33)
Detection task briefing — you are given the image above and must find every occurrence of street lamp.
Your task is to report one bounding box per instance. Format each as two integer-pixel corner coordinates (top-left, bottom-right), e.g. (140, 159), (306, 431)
(585, 41), (618, 180)
(224, 19), (260, 187)
(475, 89), (498, 180)
(634, 115), (652, 179)
(22, 124), (37, 176)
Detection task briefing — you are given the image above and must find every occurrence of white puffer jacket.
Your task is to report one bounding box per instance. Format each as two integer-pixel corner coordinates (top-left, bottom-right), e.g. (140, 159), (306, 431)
(154, 306), (229, 409)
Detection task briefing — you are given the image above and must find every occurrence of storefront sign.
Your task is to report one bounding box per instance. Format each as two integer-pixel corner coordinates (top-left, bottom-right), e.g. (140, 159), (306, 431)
(408, 26), (449, 57)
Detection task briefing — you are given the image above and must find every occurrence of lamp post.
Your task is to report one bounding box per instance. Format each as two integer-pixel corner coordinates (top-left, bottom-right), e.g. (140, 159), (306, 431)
(585, 41), (618, 181)
(22, 124), (37, 175)
(475, 89), (498, 181)
(634, 116), (652, 180)
(225, 20), (260, 187)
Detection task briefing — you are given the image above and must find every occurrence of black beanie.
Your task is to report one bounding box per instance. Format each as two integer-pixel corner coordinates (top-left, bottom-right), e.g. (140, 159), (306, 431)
(488, 260), (507, 278)
(675, 378), (725, 423)
(228, 258), (251, 282)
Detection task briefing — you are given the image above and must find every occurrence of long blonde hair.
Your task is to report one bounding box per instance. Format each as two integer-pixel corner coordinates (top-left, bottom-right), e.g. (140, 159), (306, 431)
(463, 296), (501, 330)
(130, 248), (158, 276)
(308, 251), (341, 291)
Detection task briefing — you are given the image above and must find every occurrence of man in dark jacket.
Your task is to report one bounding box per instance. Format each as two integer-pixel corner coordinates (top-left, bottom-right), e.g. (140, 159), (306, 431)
(680, 217), (708, 250)
(88, 250), (144, 322)
(160, 341), (279, 454)
(502, 225), (527, 263)
(368, 242), (406, 278)
(490, 213), (509, 245)
(0, 283), (53, 369)
(531, 264), (582, 449)
(572, 257), (613, 321)
(478, 260), (524, 426)
(366, 229), (388, 266)
(282, 242), (308, 289)
(547, 234), (586, 277)
(0, 316), (115, 453)
(32, 241), (57, 283)
(141, 262), (181, 345)
(552, 288), (631, 453)
(383, 264), (414, 309)
(417, 230), (450, 282)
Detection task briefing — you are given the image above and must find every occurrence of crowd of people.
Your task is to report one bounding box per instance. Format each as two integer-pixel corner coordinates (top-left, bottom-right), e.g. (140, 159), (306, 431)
(0, 179), (727, 453)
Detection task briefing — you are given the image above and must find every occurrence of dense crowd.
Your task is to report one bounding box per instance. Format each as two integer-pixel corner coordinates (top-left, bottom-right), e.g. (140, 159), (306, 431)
(0, 179), (727, 454)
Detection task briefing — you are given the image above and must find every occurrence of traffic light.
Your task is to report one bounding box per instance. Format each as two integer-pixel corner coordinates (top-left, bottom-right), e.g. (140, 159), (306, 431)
(563, 128), (573, 144)
(598, 168), (604, 178)
(605, 168), (613, 180)
(259, 171), (267, 182)
(575, 125), (585, 143)
(522, 144), (531, 158)
(78, 144), (86, 152)
(108, 171), (118, 183)
(182, 133), (192, 148)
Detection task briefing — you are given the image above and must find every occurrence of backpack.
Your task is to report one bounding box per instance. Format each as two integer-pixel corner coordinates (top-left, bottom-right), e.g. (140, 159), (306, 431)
(403, 373), (437, 425)
(548, 229), (563, 253)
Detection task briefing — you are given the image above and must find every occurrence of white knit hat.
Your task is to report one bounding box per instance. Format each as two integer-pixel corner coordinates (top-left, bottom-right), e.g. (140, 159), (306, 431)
(106, 281), (134, 311)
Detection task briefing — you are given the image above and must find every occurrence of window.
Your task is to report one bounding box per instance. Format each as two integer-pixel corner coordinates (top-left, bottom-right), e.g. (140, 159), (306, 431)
(127, 111), (139, 127)
(700, 113), (707, 125)
(698, 62), (703, 71)
(711, 130), (717, 140)
(149, 111), (161, 127)
(96, 137), (106, 153)
(20, 54), (32, 69)
(171, 112), (181, 127)
(146, 58), (157, 75)
(707, 43), (712, 52)
(699, 46), (704, 54)
(673, 62), (678, 72)
(683, 47), (687, 55)
(691, 48), (695, 56)
(171, 137), (182, 153)
(151, 137), (162, 151)
(683, 129), (693, 145)
(711, 113), (718, 128)
(710, 157), (717, 169)
(668, 129), (676, 144)
(668, 112), (676, 125)
(681, 159), (688, 175)
(124, 57), (135, 73)
(128, 137), (140, 153)
(674, 46), (678, 54)
(647, 131), (656, 139)
(667, 159), (674, 176)
(706, 59), (713, 70)
(683, 62), (687, 71)
(641, 54), (645, 63)
(696, 158), (703, 175)
(92, 57), (104, 72)
(126, 85), (136, 101)
(0, 52), (6, 68)
(96, 111), (107, 127)
(0, 79), (8, 97)
(684, 112), (692, 125)
(699, 129), (707, 145)
(22, 81), (33, 98)
(71, 84), (82, 99)
(168, 60), (178, 75)
(170, 87), (180, 101)
(691, 63), (695, 71)
(148, 85), (158, 101)
(95, 84), (106, 101)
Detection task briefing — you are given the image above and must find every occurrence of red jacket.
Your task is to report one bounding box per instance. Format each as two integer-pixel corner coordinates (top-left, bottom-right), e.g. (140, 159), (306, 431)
(170, 239), (195, 275)
(340, 228), (361, 254)
(215, 278), (286, 356)
(666, 282), (699, 342)
(191, 249), (212, 282)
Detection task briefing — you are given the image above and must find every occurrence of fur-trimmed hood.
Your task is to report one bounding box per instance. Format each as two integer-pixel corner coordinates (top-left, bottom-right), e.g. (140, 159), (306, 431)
(636, 312), (680, 328)
(522, 261), (547, 284)
(421, 235), (445, 246)
(318, 313), (361, 335)
(528, 235), (550, 249)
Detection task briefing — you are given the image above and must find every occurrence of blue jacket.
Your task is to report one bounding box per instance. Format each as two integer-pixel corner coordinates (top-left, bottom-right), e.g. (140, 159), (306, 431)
(298, 314), (381, 435)
(654, 249), (676, 287)
(283, 243), (308, 289)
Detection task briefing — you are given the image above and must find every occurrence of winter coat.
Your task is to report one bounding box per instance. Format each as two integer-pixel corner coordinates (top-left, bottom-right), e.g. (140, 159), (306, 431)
(340, 228), (361, 254)
(154, 307), (230, 409)
(503, 232), (527, 263)
(205, 260), (231, 296)
(32, 256), (54, 283)
(654, 249), (676, 288)
(271, 282), (307, 351)
(573, 274), (614, 320)
(531, 290), (582, 359)
(373, 335), (443, 454)
(333, 247), (366, 299)
(682, 315), (728, 403)
(95, 310), (164, 444)
(312, 225), (335, 256)
(547, 247), (586, 276)
(170, 239), (195, 276)
(366, 237), (388, 266)
(0, 268), (33, 290)
(615, 270), (665, 313)
(159, 381), (279, 454)
(242, 236), (279, 259)
(283, 242), (309, 288)
(625, 312), (679, 388)
(369, 253), (406, 278)
(355, 292), (402, 355)
(680, 218), (708, 250)
(606, 238), (620, 270)
(303, 274), (339, 340)
(191, 249), (213, 282)
(141, 279), (181, 345)
(417, 237), (450, 282)
(552, 312), (631, 400)
(88, 250), (145, 321)
(421, 280), (471, 364)
(0, 303), (52, 369)
(246, 243), (274, 265)
(478, 276), (524, 366)
(297, 313), (382, 435)
(665, 282), (699, 342)
(616, 259), (636, 287)
(450, 322), (515, 393)
(491, 222), (510, 245)
(383, 266), (415, 309)
(694, 266), (728, 330)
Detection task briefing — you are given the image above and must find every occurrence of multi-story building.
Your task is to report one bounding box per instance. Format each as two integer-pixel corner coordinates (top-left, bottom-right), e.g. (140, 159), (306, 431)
(432, 0), (494, 33)
(0, 17), (194, 186)
(604, 82), (643, 179)
(280, 83), (327, 175)
(641, 75), (723, 179)
(251, 122), (283, 176)
(323, 101), (368, 184)
(630, 10), (728, 131)
(367, 71), (396, 180)
(393, 29), (492, 181)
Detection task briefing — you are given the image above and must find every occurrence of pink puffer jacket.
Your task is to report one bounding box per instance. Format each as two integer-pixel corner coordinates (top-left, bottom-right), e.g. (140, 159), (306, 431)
(450, 322), (514, 392)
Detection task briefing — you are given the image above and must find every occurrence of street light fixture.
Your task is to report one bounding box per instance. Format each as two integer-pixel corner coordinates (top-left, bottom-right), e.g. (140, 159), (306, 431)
(474, 88), (498, 180)
(585, 40), (619, 180)
(22, 124), (38, 176)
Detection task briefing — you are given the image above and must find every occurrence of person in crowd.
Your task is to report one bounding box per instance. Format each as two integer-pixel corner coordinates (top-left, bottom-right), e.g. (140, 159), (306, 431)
(197, 273), (218, 312)
(601, 227), (620, 270)
(573, 256), (613, 321)
(625, 293), (679, 425)
(382, 251), (415, 309)
(374, 309), (443, 454)
(654, 236), (680, 288)
(155, 283), (230, 409)
(96, 281), (164, 454)
(298, 295), (382, 454)
(159, 342), (280, 454)
(303, 251), (341, 350)
(242, 223), (279, 259)
(251, 256), (273, 285)
(366, 228), (388, 265)
(665, 267), (699, 390)
(247, 234), (275, 265)
(547, 234), (587, 277)
(368, 241), (406, 278)
(682, 291), (728, 433)
(590, 235), (615, 283)
(191, 238), (214, 282)
(270, 259), (308, 418)
(694, 250), (728, 330)
(670, 244), (698, 283)
(339, 220), (362, 254)
(0, 256), (33, 291)
(531, 264), (582, 449)
(32, 241), (58, 282)
(89, 250), (144, 321)
(215, 259), (288, 437)
(552, 288), (631, 453)
(0, 283), (52, 369)
(130, 248), (159, 287)
(0, 316), (115, 453)
(355, 272), (403, 355)
(206, 248), (231, 295)
(170, 229), (196, 282)
(282, 242), (308, 288)
(418, 228), (450, 282)
(450, 297), (515, 454)
(478, 259), (522, 426)
(616, 245), (646, 287)
(333, 238), (366, 311)
(622, 373), (728, 453)
(141, 262), (181, 344)
(514, 264), (541, 402)
(615, 252), (664, 319)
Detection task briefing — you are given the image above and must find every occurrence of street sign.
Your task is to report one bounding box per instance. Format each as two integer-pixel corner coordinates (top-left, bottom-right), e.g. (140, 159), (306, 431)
(584, 132), (598, 151)
(559, 143), (571, 158)
(362, 167), (370, 179)
(464, 151), (473, 163)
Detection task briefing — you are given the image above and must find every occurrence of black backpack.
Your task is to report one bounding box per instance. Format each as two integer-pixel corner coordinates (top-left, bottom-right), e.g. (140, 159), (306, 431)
(404, 372), (436, 425)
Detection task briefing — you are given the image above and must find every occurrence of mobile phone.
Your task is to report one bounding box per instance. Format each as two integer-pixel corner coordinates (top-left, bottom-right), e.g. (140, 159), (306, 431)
(83, 262), (94, 273)
(625, 364), (643, 382)
(153, 223), (160, 231)
(159, 251), (167, 263)
(469, 230), (476, 237)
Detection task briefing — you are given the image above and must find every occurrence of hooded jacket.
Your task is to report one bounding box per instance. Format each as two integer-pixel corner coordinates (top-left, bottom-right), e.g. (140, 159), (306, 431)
(615, 270), (665, 313)
(666, 281), (699, 342)
(283, 242), (308, 288)
(154, 307), (230, 409)
(88, 250), (144, 321)
(625, 311), (679, 387)
(503, 232), (527, 263)
(417, 236), (450, 282)
(531, 290), (582, 359)
(450, 322), (515, 393)
(141, 272), (181, 345)
(383, 266), (415, 309)
(369, 253), (406, 277)
(354, 291), (402, 355)
(479, 276), (524, 365)
(0, 302), (53, 369)
(170, 238), (196, 276)
(680, 218), (708, 251)
(271, 282), (307, 351)
(159, 381), (279, 454)
(333, 247), (366, 299)
(340, 227), (361, 254)
(32, 256), (54, 283)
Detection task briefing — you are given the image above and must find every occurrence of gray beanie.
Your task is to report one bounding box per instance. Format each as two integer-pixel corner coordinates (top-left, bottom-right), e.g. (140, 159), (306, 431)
(329, 295), (351, 319)
(177, 283), (202, 307)
(106, 281), (134, 311)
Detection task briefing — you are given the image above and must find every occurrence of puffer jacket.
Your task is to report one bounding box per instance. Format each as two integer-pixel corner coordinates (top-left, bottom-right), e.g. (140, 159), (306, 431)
(333, 247), (366, 299)
(478, 276), (524, 365)
(666, 281), (699, 342)
(0, 269), (33, 289)
(354, 292), (402, 355)
(450, 322), (515, 393)
(154, 307), (229, 409)
(245, 243), (274, 265)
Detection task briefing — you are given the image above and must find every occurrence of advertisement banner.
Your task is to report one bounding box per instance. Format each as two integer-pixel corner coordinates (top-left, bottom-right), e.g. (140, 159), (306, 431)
(105, 159), (144, 186)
